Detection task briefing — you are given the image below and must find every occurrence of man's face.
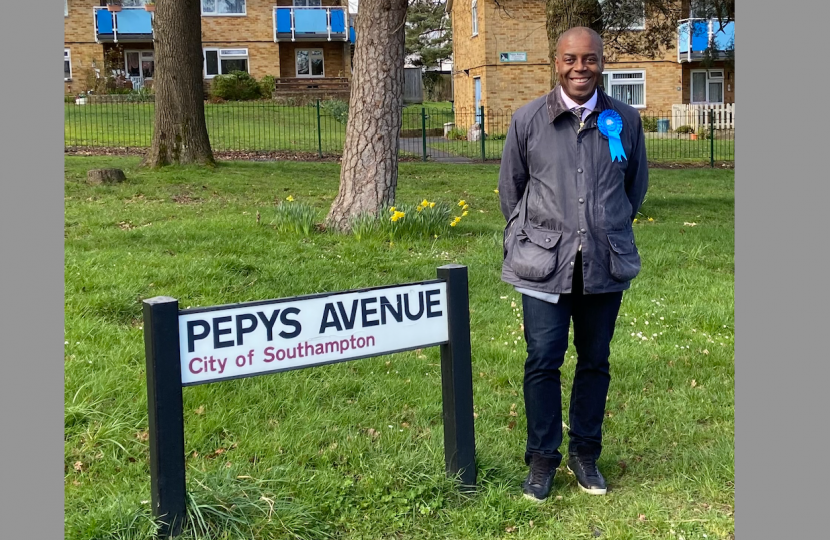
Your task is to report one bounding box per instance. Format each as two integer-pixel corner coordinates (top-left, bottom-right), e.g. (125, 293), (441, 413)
(554, 32), (604, 104)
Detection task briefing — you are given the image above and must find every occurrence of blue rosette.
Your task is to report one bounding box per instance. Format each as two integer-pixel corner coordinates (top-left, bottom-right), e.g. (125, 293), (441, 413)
(598, 109), (627, 162)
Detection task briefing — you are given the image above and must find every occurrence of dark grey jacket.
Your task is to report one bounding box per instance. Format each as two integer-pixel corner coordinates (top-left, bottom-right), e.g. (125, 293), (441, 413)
(499, 85), (649, 295)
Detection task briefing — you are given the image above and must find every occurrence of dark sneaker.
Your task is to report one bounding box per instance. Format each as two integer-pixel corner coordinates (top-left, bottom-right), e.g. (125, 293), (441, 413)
(566, 454), (607, 495)
(522, 454), (557, 501)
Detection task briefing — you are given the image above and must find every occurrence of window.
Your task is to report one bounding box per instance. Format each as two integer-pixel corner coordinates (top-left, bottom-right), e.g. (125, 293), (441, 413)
(602, 70), (646, 108)
(296, 49), (324, 77)
(125, 51), (155, 79)
(121, 0), (149, 6)
(64, 49), (72, 81)
(691, 69), (723, 103)
(293, 0), (322, 6)
(471, 0), (478, 36)
(202, 0), (246, 16)
(599, 0), (645, 30)
(204, 48), (249, 78)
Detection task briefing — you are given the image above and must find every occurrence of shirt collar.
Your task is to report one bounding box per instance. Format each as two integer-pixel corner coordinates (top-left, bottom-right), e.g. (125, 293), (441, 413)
(560, 87), (598, 114)
(546, 84), (612, 123)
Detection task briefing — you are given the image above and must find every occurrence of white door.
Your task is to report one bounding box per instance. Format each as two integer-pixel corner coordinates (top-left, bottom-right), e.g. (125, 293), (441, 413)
(296, 49), (324, 77)
(125, 50), (154, 89)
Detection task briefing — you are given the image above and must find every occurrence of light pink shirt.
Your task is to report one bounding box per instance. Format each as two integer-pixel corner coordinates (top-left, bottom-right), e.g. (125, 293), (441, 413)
(560, 87), (598, 122)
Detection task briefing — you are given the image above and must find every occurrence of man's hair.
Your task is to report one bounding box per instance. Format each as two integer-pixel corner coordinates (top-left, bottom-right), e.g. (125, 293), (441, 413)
(555, 27), (603, 57)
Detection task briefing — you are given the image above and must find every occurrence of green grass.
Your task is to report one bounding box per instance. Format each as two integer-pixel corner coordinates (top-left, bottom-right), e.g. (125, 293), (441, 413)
(65, 157), (734, 540)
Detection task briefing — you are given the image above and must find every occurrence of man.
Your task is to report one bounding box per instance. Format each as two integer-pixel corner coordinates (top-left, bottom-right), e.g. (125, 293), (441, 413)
(498, 27), (648, 501)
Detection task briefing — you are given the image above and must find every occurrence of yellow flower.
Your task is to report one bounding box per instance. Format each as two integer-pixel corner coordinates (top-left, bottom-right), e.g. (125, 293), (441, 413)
(458, 200), (466, 207)
(450, 222), (457, 227)
(286, 195), (295, 202)
(633, 218), (639, 223)
(648, 217), (654, 222)
(389, 206), (396, 213)
(453, 216), (461, 223)
(421, 199), (429, 207)
(429, 202), (436, 208)
(390, 211), (406, 222)
(416, 206), (424, 212)
(494, 189), (499, 194)
(462, 211), (469, 217)
(463, 204), (470, 210)
(433, 234), (438, 239)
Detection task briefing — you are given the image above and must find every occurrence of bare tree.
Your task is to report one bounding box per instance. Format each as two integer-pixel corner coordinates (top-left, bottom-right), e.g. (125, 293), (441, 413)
(326, 0), (409, 232)
(144, 0), (215, 167)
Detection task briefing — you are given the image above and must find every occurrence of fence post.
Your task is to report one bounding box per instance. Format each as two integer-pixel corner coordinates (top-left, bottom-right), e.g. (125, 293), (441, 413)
(709, 108), (714, 168)
(422, 107), (427, 162)
(143, 296), (186, 538)
(316, 100), (323, 158)
(480, 105), (486, 162)
(436, 264), (477, 491)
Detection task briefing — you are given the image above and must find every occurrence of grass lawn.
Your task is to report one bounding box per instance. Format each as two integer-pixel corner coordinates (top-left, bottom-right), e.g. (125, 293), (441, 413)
(64, 157), (734, 540)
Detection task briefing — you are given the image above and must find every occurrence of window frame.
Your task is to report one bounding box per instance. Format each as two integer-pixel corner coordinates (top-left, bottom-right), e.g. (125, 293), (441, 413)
(471, 0), (478, 37)
(295, 48), (325, 78)
(690, 69), (724, 104)
(293, 0), (323, 6)
(203, 48), (250, 78)
(601, 69), (647, 109)
(201, 0), (247, 17)
(64, 48), (72, 81)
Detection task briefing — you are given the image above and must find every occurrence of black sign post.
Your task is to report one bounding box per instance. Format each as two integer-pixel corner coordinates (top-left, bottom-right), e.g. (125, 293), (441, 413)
(142, 265), (476, 537)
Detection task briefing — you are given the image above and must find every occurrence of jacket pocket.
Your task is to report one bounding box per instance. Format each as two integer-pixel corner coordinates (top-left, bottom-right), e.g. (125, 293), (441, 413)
(509, 226), (563, 281)
(606, 228), (641, 282)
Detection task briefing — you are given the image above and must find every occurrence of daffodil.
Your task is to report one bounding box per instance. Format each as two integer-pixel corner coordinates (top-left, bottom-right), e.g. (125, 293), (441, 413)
(494, 189), (499, 194)
(450, 222), (457, 227)
(458, 200), (466, 207)
(429, 202), (436, 208)
(416, 205), (424, 212)
(462, 204), (470, 210)
(286, 195), (295, 202)
(389, 207), (396, 213)
(462, 211), (468, 217)
(421, 199), (429, 207)
(633, 218), (639, 223)
(453, 216), (461, 223)
(648, 217), (654, 222)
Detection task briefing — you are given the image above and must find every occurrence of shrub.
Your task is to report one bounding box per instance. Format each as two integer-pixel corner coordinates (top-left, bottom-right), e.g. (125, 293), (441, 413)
(65, 94), (76, 103)
(641, 116), (658, 132)
(210, 71), (262, 101)
(674, 124), (694, 134)
(259, 75), (276, 98)
(488, 132), (507, 140)
(697, 126), (712, 138)
(321, 99), (349, 124)
(446, 127), (467, 140)
(348, 198), (472, 242)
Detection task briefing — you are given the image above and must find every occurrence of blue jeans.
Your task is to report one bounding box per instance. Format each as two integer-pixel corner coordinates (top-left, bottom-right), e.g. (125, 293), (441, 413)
(521, 261), (623, 466)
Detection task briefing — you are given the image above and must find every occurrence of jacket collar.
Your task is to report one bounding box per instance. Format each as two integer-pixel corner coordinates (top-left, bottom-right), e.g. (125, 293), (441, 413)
(546, 84), (613, 124)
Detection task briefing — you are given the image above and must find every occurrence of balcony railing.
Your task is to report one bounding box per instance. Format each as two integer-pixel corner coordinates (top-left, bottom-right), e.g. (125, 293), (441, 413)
(94, 7), (154, 43)
(677, 18), (734, 63)
(273, 6), (349, 42)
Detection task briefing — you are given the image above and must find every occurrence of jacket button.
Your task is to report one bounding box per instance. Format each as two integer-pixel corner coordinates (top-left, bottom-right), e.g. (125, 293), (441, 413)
(631, 239), (634, 243)
(579, 198), (585, 203)
(580, 228), (586, 233)
(570, 261), (575, 266)
(577, 168), (583, 173)
(545, 238), (551, 242)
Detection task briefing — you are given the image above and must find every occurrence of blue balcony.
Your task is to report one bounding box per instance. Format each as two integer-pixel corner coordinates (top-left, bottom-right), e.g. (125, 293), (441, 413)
(274, 6), (349, 42)
(94, 7), (154, 43)
(677, 18), (734, 62)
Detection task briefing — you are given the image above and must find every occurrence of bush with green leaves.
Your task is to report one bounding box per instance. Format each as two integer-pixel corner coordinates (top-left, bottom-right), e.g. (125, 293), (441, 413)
(209, 71), (263, 101)
(272, 197), (318, 236)
(446, 127), (467, 140)
(348, 198), (474, 242)
(321, 99), (349, 124)
(259, 74), (276, 98)
(674, 124), (694, 134)
(641, 116), (658, 132)
(487, 132), (507, 140)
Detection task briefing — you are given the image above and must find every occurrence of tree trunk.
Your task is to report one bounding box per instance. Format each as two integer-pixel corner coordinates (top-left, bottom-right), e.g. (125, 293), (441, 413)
(546, 0), (604, 88)
(143, 0), (215, 167)
(325, 0), (408, 232)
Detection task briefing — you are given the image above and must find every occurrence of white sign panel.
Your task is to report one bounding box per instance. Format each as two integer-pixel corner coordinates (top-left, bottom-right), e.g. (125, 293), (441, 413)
(178, 282), (448, 385)
(499, 52), (527, 63)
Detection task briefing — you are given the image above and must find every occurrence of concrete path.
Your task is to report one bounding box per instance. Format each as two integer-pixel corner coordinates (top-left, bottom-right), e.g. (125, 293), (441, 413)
(399, 137), (475, 163)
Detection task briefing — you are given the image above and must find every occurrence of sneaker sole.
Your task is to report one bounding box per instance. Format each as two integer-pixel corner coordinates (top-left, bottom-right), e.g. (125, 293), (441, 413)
(522, 492), (547, 502)
(566, 465), (607, 495)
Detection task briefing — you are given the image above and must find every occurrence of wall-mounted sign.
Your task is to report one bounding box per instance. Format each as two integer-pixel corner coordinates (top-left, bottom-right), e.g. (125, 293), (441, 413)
(499, 52), (527, 63)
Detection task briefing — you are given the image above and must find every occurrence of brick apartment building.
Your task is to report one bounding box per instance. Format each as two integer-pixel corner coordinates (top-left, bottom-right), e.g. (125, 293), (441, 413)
(64, 0), (356, 97)
(446, 0), (734, 131)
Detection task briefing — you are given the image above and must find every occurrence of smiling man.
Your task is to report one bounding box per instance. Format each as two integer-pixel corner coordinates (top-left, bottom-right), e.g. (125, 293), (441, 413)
(498, 27), (649, 501)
